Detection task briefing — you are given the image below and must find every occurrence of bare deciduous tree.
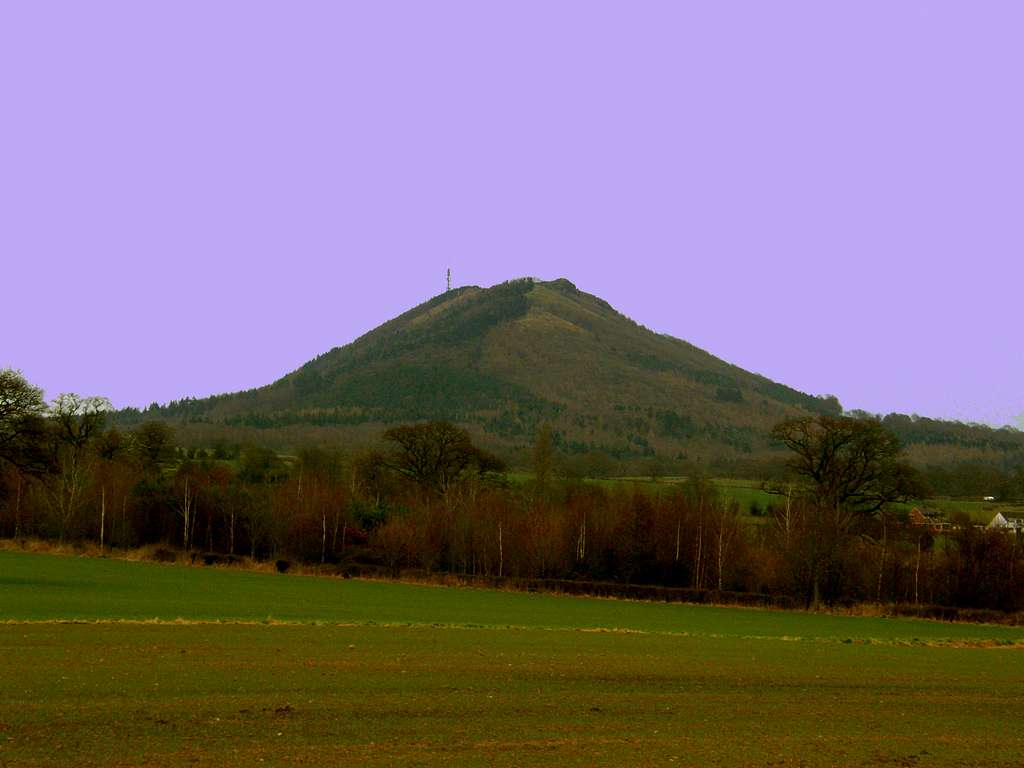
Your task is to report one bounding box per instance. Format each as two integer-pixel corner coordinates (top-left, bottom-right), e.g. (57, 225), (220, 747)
(767, 415), (924, 606)
(382, 421), (504, 495)
(43, 394), (110, 541)
(769, 415), (924, 517)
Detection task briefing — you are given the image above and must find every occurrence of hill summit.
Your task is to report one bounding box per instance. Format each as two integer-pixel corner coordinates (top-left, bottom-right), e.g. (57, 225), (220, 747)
(148, 277), (842, 469)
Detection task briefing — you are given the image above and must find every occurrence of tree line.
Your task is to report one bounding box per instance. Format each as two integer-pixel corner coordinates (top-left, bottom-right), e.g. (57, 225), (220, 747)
(2, 369), (1024, 612)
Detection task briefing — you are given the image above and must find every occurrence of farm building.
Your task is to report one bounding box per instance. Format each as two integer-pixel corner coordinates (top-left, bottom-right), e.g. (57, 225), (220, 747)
(987, 512), (1024, 531)
(908, 507), (948, 532)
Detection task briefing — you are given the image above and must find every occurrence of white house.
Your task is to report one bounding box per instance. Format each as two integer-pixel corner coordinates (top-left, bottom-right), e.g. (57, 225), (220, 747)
(987, 512), (1024, 531)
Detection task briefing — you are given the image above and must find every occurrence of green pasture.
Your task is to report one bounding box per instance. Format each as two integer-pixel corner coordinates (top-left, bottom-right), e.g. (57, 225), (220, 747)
(3, 550), (1023, 643)
(563, 473), (1021, 525)
(2, 551), (1024, 767)
(507, 473), (778, 519)
(224, 463), (1016, 525)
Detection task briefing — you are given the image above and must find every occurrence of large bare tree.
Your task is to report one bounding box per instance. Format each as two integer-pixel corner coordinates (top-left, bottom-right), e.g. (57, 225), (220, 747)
(44, 393), (111, 540)
(382, 421), (504, 495)
(769, 415), (923, 520)
(767, 415), (924, 607)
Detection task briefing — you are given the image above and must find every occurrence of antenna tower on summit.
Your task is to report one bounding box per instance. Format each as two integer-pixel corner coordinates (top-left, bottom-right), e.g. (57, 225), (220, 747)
(446, 268), (451, 292)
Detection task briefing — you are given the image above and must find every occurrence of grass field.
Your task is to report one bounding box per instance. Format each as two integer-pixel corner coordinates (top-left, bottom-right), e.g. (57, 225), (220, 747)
(2, 551), (1024, 766)
(356, 470), (1022, 528)
(511, 471), (1020, 522)
(613, 475), (1023, 525)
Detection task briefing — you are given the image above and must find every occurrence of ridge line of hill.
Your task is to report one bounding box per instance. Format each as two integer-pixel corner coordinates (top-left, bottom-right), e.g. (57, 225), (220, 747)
(115, 277), (1024, 477)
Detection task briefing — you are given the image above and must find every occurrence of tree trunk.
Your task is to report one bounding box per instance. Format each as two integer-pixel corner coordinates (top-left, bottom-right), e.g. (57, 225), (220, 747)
(14, 473), (22, 539)
(53, 454), (84, 544)
(180, 476), (194, 551)
(182, 477), (189, 549)
(782, 488), (794, 549)
(321, 509), (327, 564)
(1009, 533), (1017, 585)
(576, 515), (586, 563)
(876, 512), (887, 604)
(716, 513), (725, 591)
(100, 485), (106, 550)
(332, 506), (341, 555)
(693, 495), (704, 590)
(914, 536), (922, 606)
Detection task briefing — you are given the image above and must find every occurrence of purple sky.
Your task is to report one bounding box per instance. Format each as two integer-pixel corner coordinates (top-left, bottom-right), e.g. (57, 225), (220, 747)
(2, 2), (1021, 427)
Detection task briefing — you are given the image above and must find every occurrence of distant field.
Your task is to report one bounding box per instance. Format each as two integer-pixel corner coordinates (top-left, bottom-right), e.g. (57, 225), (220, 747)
(262, 467), (1019, 526)
(538, 473), (1022, 525)
(2, 551), (1024, 766)
(890, 497), (1024, 525)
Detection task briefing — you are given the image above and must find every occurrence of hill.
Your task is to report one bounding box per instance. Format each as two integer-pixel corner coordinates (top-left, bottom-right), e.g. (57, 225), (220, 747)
(120, 277), (1024, 475)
